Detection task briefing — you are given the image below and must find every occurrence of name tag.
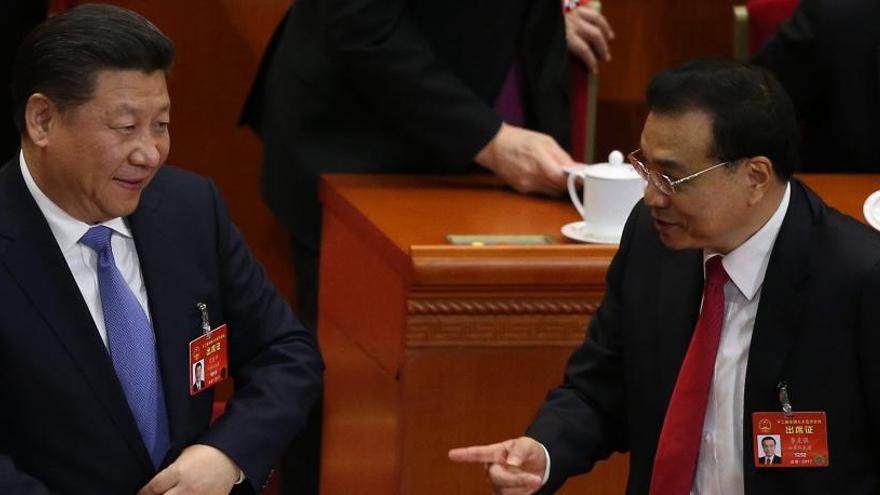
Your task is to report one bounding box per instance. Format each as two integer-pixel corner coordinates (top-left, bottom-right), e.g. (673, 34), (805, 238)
(752, 411), (829, 468)
(188, 324), (229, 396)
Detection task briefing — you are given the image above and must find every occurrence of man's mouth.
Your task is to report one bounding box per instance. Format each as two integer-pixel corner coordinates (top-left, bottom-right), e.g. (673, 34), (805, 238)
(113, 177), (148, 190)
(652, 215), (677, 232)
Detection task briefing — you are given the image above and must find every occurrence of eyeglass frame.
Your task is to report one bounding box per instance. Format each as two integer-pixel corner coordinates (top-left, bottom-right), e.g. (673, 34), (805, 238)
(627, 148), (734, 195)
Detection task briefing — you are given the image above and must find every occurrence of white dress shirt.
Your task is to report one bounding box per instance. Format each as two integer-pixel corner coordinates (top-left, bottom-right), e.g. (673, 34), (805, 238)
(540, 183), (792, 491)
(691, 183), (791, 494)
(20, 152), (153, 350)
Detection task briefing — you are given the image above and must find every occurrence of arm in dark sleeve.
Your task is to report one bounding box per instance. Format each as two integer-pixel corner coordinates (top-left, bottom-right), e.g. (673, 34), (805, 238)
(0, 457), (55, 495)
(319, 0), (502, 165)
(526, 204), (642, 491)
(197, 181), (324, 492)
(752, 0), (823, 118)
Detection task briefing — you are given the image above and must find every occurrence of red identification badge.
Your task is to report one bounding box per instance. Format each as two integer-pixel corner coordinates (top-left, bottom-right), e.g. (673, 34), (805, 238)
(188, 324), (229, 396)
(751, 411), (829, 468)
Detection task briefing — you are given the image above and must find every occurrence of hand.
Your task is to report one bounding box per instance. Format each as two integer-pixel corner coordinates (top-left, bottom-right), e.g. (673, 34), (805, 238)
(138, 444), (241, 495)
(448, 436), (547, 495)
(565, 1), (615, 73)
(475, 123), (572, 196)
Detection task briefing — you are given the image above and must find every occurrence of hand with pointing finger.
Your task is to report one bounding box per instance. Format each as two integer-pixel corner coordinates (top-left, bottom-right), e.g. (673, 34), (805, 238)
(449, 436), (548, 495)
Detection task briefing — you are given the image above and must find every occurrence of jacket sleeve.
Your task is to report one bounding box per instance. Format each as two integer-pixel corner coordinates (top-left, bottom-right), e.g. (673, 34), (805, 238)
(0, 456), (56, 495)
(318, 0), (503, 165)
(195, 180), (324, 493)
(526, 203), (642, 492)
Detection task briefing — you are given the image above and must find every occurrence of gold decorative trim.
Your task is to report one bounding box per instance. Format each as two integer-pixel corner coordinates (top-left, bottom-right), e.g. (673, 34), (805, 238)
(406, 315), (590, 347)
(407, 299), (598, 316)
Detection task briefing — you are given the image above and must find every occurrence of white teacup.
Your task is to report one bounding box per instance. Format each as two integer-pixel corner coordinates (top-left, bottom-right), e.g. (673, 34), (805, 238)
(566, 150), (646, 242)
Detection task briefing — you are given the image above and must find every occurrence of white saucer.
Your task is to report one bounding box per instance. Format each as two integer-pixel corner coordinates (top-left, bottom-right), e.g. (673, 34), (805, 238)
(561, 221), (620, 244)
(863, 189), (880, 232)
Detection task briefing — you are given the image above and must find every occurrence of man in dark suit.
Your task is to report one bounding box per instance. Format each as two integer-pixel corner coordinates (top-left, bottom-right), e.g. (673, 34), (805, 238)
(758, 437), (782, 465)
(450, 59), (880, 494)
(0, 5), (323, 494)
(753, 0), (880, 172)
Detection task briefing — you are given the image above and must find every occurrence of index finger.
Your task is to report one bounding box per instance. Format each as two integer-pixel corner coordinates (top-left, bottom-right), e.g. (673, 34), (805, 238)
(448, 443), (509, 464)
(137, 467), (177, 495)
(575, 7), (615, 41)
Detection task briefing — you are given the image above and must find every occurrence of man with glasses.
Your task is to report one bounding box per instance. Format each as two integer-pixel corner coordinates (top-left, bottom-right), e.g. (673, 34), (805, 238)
(450, 59), (880, 494)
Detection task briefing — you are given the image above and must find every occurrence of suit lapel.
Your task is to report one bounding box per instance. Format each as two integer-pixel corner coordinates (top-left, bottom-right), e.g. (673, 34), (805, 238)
(128, 179), (209, 458)
(744, 183), (811, 411)
(0, 162), (154, 471)
(655, 247), (704, 405)
(741, 181), (813, 489)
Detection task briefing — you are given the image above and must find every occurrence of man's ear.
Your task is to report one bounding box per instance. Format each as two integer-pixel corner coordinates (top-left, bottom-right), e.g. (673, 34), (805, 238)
(743, 156), (774, 206)
(24, 93), (58, 147)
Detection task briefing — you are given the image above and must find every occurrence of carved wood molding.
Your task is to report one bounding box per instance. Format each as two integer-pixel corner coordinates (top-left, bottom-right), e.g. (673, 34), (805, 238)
(408, 299), (599, 316)
(407, 314), (591, 347)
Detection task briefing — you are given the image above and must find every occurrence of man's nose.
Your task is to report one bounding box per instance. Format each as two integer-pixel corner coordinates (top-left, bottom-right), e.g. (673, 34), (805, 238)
(130, 133), (164, 167)
(643, 180), (670, 208)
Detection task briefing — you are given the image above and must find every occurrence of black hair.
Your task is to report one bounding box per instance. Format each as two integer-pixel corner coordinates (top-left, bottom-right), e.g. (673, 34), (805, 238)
(11, 3), (174, 132)
(647, 59), (800, 179)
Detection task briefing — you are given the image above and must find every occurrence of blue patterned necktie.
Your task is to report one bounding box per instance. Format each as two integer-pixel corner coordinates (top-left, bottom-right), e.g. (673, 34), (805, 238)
(80, 225), (170, 468)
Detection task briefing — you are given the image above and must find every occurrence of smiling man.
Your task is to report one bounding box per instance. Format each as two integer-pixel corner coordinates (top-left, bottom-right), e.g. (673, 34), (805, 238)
(450, 59), (880, 494)
(0, 5), (322, 494)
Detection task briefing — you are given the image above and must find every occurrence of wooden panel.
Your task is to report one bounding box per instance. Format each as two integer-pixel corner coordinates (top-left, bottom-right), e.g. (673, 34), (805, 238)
(593, 0), (740, 161)
(319, 206), (407, 493)
(401, 347), (628, 494)
(319, 205), (409, 377)
(319, 319), (400, 494)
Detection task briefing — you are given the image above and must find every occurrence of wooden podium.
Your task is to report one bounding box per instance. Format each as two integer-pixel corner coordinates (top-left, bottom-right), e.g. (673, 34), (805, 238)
(317, 173), (880, 494)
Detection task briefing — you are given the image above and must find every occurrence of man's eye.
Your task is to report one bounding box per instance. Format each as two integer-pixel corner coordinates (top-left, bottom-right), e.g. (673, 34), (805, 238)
(114, 125), (136, 133)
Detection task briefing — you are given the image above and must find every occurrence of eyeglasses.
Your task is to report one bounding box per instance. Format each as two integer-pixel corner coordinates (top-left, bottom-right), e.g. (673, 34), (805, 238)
(627, 148), (731, 195)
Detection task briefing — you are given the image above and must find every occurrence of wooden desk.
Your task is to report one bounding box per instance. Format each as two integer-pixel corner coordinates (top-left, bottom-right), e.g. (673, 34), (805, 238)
(317, 173), (880, 494)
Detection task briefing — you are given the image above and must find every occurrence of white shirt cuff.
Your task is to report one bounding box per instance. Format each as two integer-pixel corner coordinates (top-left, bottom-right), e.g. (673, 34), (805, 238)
(538, 441), (551, 486)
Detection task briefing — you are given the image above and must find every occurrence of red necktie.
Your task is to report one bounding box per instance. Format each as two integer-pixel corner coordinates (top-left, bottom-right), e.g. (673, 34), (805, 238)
(650, 256), (728, 495)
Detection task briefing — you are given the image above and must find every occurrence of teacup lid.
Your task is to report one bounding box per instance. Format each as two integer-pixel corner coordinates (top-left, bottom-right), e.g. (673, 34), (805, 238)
(584, 150), (642, 180)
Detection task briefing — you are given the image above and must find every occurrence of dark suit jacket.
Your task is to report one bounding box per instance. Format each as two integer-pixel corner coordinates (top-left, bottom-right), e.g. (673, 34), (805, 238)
(241, 0), (571, 249)
(527, 180), (880, 494)
(758, 455), (782, 465)
(0, 159), (323, 494)
(753, 0), (880, 172)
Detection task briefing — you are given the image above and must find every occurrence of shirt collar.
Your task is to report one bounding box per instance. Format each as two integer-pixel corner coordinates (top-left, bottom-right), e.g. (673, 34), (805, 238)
(703, 182), (791, 301)
(19, 150), (132, 252)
